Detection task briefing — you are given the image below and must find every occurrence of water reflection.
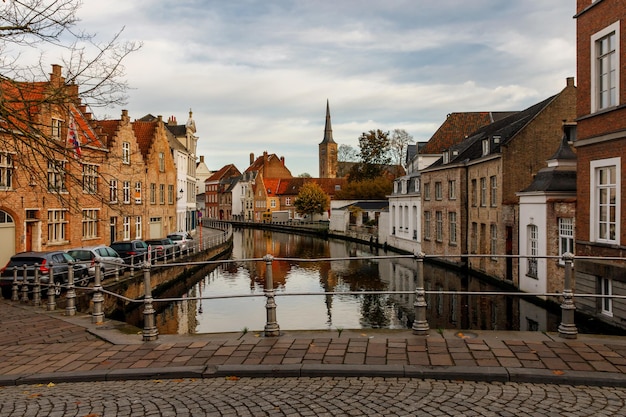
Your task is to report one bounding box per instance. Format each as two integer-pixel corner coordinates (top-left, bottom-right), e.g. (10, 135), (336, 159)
(151, 229), (561, 334)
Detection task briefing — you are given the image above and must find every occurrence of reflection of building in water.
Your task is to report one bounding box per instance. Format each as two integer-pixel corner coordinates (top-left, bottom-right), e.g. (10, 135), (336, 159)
(156, 293), (199, 335)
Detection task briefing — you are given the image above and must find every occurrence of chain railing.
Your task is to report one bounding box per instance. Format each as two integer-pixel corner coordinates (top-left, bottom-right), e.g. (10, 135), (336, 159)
(5, 247), (626, 342)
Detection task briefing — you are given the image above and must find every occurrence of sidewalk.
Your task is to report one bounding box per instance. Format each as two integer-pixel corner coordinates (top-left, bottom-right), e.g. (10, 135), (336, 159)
(2, 299), (626, 387)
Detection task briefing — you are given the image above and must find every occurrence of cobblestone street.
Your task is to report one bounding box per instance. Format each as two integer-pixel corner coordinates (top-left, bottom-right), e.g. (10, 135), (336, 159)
(0, 377), (624, 417)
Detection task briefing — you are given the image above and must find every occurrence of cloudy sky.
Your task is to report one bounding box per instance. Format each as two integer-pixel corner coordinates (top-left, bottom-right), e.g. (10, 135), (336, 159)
(73, 0), (575, 176)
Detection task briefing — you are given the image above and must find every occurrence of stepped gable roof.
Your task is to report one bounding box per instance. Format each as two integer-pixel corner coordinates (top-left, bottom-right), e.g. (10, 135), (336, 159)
(69, 104), (104, 149)
(419, 112), (515, 155)
(132, 120), (157, 159)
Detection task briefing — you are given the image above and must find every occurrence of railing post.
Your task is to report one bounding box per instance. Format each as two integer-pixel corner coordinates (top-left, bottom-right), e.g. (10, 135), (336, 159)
(46, 262), (57, 311)
(32, 264), (41, 306)
(412, 251), (429, 336)
(20, 265), (28, 303)
(558, 252), (578, 339)
(129, 256), (135, 278)
(263, 254), (280, 337)
(11, 266), (19, 301)
(91, 261), (104, 324)
(142, 262), (158, 341)
(65, 260), (76, 316)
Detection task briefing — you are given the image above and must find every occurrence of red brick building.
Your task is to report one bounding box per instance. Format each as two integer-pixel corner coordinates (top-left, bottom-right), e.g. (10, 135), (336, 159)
(574, 0), (626, 327)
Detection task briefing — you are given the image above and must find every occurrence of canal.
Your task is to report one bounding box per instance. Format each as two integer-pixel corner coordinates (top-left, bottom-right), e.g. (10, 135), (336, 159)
(138, 228), (613, 336)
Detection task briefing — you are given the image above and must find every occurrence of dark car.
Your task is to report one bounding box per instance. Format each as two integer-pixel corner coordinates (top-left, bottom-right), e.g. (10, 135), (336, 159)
(144, 238), (177, 260)
(110, 240), (151, 266)
(0, 251), (90, 290)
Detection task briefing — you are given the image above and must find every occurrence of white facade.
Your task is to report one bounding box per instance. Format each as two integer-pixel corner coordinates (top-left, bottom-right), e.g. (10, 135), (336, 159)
(517, 193), (549, 296)
(385, 174), (422, 253)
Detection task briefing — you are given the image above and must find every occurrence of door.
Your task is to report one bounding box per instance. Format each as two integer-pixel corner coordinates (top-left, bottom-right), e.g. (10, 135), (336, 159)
(0, 211), (15, 267)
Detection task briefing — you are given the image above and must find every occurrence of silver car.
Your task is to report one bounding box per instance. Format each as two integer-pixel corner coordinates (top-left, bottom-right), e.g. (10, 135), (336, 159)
(67, 245), (125, 278)
(167, 232), (193, 252)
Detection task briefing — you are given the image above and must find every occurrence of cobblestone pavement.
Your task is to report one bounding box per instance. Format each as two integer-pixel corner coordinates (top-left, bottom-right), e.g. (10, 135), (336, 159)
(0, 377), (624, 417)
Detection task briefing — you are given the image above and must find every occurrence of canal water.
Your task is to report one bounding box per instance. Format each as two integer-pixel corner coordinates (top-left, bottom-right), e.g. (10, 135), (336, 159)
(146, 228), (585, 335)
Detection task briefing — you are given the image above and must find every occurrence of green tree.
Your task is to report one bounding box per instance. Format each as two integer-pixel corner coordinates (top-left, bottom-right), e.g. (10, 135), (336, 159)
(334, 177), (393, 200)
(348, 129), (391, 181)
(294, 182), (330, 219)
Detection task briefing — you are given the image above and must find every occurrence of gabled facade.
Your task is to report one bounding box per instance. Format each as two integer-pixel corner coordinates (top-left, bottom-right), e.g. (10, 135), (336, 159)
(205, 164), (241, 220)
(574, 0), (626, 328)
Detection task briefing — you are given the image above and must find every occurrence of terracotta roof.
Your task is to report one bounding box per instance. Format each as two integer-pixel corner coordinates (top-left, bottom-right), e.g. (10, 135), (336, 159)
(419, 112), (515, 155)
(207, 164), (241, 181)
(70, 104), (104, 149)
(132, 121), (157, 159)
(271, 177), (347, 198)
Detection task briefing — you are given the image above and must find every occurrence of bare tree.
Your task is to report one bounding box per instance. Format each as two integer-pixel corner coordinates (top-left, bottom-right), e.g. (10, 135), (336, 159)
(337, 143), (359, 162)
(389, 129), (414, 169)
(0, 0), (141, 211)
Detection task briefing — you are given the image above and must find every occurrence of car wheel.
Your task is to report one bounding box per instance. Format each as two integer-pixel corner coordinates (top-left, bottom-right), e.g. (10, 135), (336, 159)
(79, 271), (89, 287)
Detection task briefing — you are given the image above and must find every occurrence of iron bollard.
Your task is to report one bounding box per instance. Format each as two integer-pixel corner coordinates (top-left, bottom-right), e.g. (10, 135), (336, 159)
(130, 256), (135, 278)
(20, 265), (28, 303)
(92, 261), (104, 324)
(558, 252), (578, 339)
(263, 254), (280, 337)
(412, 251), (429, 335)
(142, 261), (158, 341)
(65, 260), (76, 316)
(11, 266), (19, 301)
(46, 263), (56, 311)
(33, 264), (41, 306)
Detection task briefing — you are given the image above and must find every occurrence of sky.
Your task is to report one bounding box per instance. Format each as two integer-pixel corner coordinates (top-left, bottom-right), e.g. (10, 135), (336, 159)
(69, 0), (575, 176)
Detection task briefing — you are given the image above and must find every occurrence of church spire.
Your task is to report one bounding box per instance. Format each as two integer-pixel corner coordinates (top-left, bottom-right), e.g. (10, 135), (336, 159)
(321, 99), (336, 144)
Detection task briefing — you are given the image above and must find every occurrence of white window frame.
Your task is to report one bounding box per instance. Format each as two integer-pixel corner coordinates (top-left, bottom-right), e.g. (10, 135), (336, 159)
(558, 218), (574, 264)
(449, 212), (457, 244)
(424, 211), (431, 240)
(135, 182), (142, 204)
(47, 209), (67, 243)
(448, 180), (456, 200)
(480, 177), (487, 207)
(159, 184), (165, 204)
(82, 209), (99, 239)
(482, 139), (489, 156)
(109, 179), (118, 203)
(135, 216), (142, 239)
(490, 224), (497, 260)
(600, 277), (613, 317)
(123, 181), (131, 204)
(47, 160), (66, 192)
(435, 182), (442, 200)
(168, 184), (174, 204)
(590, 158), (620, 243)
(82, 164), (98, 194)
(122, 142), (130, 164)
(51, 118), (62, 140)
(123, 216), (131, 240)
(0, 152), (14, 190)
(591, 21), (620, 113)
(527, 224), (538, 278)
(490, 176), (497, 207)
(435, 211), (443, 242)
(158, 152), (165, 172)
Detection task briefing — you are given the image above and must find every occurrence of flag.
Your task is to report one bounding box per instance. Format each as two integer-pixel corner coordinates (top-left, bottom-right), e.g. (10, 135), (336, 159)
(67, 114), (82, 158)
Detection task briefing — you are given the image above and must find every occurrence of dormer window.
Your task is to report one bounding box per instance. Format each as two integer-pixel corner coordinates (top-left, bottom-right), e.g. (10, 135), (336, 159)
(394, 181), (399, 193)
(443, 151), (449, 164)
(482, 139), (489, 156)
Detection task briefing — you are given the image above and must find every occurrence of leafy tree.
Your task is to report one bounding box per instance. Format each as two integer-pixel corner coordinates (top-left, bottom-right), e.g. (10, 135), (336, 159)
(294, 182), (330, 219)
(347, 129), (391, 181)
(389, 129), (414, 169)
(334, 177), (393, 200)
(0, 0), (141, 209)
(337, 144), (359, 162)
(298, 172), (312, 178)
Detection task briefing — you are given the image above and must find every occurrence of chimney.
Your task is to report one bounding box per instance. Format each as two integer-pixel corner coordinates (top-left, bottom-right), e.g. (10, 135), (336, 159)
(281, 156), (285, 166)
(250, 153), (255, 165)
(200, 155), (204, 163)
(50, 64), (63, 84)
(566, 77), (575, 87)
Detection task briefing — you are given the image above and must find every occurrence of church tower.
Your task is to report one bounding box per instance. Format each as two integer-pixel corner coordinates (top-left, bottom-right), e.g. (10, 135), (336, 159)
(319, 100), (338, 178)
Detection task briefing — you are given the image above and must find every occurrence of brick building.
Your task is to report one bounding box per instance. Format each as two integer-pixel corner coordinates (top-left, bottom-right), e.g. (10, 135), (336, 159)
(574, 0), (626, 327)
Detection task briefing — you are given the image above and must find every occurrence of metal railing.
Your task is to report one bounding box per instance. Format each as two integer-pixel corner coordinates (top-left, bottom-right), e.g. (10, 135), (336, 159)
(5, 248), (626, 342)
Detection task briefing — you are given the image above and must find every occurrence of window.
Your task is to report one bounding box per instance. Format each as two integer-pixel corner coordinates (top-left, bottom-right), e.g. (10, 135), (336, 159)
(285, 197), (291, 206)
(435, 182), (442, 200)
(471, 222), (478, 254)
(123, 216), (130, 240)
(270, 199), (276, 208)
(109, 180), (118, 203)
(122, 142), (131, 164)
(135, 182), (142, 204)
(482, 139), (489, 156)
(51, 119), (62, 140)
(168, 184), (174, 204)
(471, 179), (477, 206)
(82, 164), (98, 194)
(123, 181), (131, 204)
(0, 152), (13, 190)
(527, 225), (538, 278)
(592, 22), (619, 112)
(47, 209), (67, 243)
(449, 212), (457, 244)
(435, 211), (443, 242)
(490, 176), (497, 207)
(135, 216), (142, 239)
(448, 180), (456, 200)
(159, 184), (165, 204)
(424, 211), (431, 240)
(47, 160), (66, 192)
(158, 152), (165, 172)
(443, 151), (449, 164)
(558, 218), (574, 264)
(423, 182), (430, 200)
(600, 277), (613, 316)
(480, 177), (487, 207)
(591, 158), (620, 243)
(82, 209), (99, 239)
(150, 183), (156, 204)
(490, 224), (497, 260)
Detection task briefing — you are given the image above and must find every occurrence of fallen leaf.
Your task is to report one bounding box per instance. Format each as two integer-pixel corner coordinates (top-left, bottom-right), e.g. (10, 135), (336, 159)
(225, 376), (240, 381)
(46, 382), (55, 388)
(153, 379), (162, 383)
(29, 394), (41, 398)
(552, 370), (565, 375)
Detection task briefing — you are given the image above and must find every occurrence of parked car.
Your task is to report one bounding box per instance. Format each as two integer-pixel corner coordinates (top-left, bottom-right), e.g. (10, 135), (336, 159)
(67, 245), (125, 278)
(167, 232), (193, 252)
(144, 238), (177, 260)
(110, 240), (152, 266)
(0, 251), (90, 291)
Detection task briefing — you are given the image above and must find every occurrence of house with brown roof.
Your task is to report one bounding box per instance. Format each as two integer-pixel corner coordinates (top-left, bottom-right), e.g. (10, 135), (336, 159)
(205, 164), (241, 220)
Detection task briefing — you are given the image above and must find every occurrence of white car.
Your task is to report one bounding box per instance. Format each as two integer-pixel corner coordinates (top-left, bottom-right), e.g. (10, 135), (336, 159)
(67, 245), (126, 278)
(167, 232), (193, 252)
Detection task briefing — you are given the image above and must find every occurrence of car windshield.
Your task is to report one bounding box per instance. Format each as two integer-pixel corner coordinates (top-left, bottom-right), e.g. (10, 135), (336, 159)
(68, 250), (92, 261)
(168, 235), (182, 241)
(7, 257), (44, 267)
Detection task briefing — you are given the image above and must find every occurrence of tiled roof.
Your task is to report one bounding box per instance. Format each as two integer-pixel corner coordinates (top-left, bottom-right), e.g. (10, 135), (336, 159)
(419, 112), (515, 155)
(132, 121), (157, 159)
(207, 164), (241, 181)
